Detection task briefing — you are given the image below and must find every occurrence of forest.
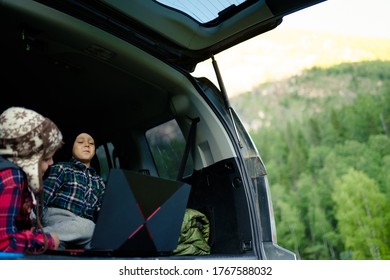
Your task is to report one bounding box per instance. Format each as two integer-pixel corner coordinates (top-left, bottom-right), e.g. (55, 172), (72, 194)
(231, 60), (390, 259)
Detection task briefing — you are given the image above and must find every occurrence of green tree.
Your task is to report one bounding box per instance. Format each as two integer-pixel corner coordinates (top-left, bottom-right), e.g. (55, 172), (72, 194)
(295, 172), (337, 259)
(272, 183), (305, 259)
(307, 117), (321, 146)
(332, 168), (390, 259)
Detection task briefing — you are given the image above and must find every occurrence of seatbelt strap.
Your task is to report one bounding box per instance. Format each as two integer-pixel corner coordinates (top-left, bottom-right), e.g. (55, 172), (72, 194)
(177, 117), (200, 181)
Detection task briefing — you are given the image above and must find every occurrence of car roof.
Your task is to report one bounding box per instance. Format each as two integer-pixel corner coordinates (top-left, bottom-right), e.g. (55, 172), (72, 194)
(37, 0), (326, 71)
(0, 0), (326, 158)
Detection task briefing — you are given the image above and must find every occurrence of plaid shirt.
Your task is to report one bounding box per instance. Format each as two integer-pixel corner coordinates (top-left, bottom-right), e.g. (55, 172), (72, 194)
(0, 160), (56, 252)
(43, 157), (105, 221)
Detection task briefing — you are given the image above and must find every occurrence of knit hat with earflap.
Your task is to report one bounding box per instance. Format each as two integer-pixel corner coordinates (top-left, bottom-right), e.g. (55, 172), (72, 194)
(0, 107), (63, 194)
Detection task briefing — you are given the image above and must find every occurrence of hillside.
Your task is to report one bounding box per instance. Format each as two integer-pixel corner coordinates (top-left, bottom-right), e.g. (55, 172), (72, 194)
(194, 28), (390, 97)
(235, 61), (390, 260)
(230, 60), (390, 131)
(220, 28), (390, 260)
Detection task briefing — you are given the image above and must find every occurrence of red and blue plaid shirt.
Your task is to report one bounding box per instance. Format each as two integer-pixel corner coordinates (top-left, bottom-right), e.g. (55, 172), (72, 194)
(0, 166), (56, 253)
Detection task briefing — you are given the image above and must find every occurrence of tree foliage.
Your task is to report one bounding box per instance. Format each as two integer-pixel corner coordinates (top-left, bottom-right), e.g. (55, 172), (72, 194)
(233, 61), (390, 259)
(333, 169), (390, 259)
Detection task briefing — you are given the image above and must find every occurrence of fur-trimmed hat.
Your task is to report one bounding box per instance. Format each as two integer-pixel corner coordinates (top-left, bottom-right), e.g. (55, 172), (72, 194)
(0, 107), (63, 193)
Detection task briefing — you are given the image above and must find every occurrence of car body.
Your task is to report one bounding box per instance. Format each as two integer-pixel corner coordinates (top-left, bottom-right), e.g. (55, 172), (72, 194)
(0, 0), (325, 259)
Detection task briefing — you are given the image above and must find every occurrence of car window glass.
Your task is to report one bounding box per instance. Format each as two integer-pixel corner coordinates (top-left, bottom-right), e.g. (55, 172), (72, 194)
(155, 0), (246, 23)
(232, 109), (267, 176)
(146, 119), (194, 180)
(96, 142), (115, 182)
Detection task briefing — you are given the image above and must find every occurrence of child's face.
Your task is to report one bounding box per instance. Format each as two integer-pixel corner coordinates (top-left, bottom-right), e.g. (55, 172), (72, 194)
(72, 133), (95, 164)
(41, 152), (55, 175)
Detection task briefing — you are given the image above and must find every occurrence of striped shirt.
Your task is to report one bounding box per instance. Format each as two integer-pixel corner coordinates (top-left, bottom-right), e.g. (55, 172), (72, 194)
(43, 157), (105, 222)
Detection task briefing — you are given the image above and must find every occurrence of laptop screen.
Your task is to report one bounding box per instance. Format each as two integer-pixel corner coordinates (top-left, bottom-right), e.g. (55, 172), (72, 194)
(90, 168), (191, 256)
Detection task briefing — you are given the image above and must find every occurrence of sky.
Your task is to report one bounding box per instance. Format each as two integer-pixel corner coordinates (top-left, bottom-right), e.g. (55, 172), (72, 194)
(280, 0), (390, 39)
(193, 0), (390, 96)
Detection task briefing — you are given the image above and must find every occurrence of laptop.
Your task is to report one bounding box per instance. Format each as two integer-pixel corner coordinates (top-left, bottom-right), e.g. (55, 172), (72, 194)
(90, 168), (191, 256)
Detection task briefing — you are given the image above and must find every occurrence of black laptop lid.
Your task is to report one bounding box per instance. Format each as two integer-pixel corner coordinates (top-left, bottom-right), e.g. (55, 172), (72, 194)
(90, 168), (191, 255)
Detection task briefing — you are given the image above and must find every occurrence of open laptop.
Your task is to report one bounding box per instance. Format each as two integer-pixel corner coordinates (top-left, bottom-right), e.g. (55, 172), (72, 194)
(90, 168), (191, 256)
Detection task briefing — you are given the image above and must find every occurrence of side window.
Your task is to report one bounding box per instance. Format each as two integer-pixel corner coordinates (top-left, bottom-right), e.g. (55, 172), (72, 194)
(145, 119), (194, 180)
(96, 142), (115, 182)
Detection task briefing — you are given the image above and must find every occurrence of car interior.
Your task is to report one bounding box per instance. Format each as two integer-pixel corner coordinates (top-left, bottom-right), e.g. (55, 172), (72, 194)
(0, 1), (259, 258)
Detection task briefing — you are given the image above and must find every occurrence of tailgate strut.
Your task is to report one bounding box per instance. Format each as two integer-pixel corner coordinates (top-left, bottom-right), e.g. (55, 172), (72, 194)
(211, 55), (242, 148)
